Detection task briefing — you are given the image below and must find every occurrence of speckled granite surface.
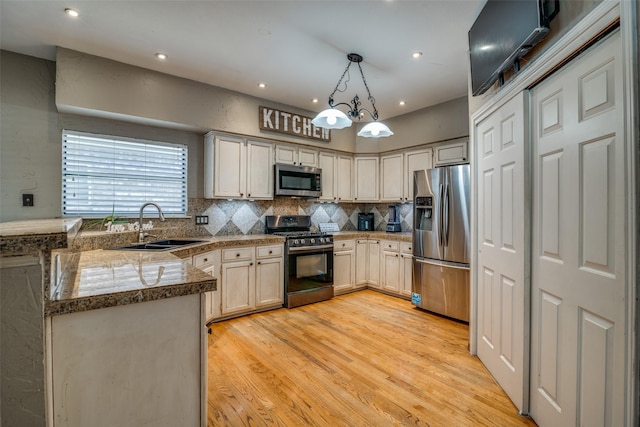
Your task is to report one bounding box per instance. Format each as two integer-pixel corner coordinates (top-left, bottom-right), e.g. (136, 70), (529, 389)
(47, 250), (216, 316)
(0, 218), (82, 255)
(332, 231), (412, 242)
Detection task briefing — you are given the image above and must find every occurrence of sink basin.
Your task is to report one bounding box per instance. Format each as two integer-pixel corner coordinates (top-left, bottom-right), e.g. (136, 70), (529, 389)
(111, 239), (205, 251)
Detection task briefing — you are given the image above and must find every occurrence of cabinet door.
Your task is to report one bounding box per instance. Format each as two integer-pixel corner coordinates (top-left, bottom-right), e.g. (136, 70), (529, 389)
(433, 140), (468, 166)
(255, 257), (284, 308)
(380, 153), (404, 202)
(367, 240), (381, 288)
(354, 156), (379, 201)
(333, 251), (355, 293)
(405, 148), (433, 201)
(381, 251), (401, 293)
(214, 136), (246, 198)
(319, 152), (336, 201)
(275, 145), (297, 164)
(221, 261), (255, 315)
(246, 141), (273, 199)
(400, 253), (413, 297)
(297, 147), (318, 167)
(335, 155), (353, 202)
(355, 239), (369, 287)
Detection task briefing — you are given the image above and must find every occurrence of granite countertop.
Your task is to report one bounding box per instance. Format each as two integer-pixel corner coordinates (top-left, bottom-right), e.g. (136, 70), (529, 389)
(332, 231), (412, 242)
(0, 218), (82, 255)
(47, 249), (216, 316)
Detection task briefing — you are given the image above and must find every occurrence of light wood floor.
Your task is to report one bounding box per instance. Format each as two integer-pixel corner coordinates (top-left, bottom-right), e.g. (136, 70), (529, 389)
(207, 290), (537, 426)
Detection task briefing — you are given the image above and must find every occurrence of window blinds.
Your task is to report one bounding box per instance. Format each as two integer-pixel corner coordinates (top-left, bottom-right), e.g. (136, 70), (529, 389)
(62, 131), (187, 217)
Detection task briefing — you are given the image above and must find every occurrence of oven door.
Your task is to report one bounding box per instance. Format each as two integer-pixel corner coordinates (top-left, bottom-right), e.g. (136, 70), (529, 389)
(286, 244), (333, 294)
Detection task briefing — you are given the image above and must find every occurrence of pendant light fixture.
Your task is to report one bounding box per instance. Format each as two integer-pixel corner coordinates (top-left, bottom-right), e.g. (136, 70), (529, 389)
(311, 53), (393, 138)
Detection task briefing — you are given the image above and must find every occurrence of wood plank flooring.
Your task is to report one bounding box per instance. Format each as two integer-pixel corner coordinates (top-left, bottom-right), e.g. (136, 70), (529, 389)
(207, 290), (537, 426)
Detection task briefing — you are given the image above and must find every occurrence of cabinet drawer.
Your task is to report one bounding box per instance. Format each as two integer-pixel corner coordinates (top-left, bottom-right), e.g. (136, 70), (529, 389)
(400, 242), (412, 254)
(382, 241), (399, 252)
(256, 245), (282, 259)
(334, 240), (354, 251)
(193, 251), (217, 268)
(222, 247), (254, 262)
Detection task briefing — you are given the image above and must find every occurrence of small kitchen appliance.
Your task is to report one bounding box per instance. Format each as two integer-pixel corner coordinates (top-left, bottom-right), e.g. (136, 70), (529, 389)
(357, 213), (374, 231)
(386, 205), (402, 232)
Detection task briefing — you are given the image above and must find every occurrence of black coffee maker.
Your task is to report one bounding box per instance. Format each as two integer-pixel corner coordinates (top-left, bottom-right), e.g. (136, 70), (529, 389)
(357, 213), (374, 231)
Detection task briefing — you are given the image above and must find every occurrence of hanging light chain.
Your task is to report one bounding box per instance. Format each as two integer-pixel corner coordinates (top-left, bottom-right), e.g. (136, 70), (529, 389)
(356, 62), (379, 121)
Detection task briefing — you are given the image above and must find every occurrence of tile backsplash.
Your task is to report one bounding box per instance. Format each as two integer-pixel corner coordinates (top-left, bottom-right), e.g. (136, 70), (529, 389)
(195, 197), (413, 236)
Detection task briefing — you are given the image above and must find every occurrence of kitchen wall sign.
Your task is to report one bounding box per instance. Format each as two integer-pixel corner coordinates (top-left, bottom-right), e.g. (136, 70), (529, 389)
(259, 106), (331, 142)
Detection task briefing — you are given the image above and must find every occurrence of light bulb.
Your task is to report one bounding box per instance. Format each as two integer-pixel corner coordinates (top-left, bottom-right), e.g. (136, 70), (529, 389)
(371, 128), (380, 136)
(327, 115), (337, 126)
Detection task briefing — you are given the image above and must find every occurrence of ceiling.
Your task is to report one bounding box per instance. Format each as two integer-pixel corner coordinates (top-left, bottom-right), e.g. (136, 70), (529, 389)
(0, 0), (486, 121)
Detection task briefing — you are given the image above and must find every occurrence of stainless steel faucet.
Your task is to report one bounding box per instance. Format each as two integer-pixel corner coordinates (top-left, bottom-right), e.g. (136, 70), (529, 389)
(138, 202), (166, 242)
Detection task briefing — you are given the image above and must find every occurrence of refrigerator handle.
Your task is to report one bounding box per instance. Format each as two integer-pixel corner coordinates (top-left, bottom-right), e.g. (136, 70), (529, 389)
(444, 183), (450, 247)
(438, 183), (444, 247)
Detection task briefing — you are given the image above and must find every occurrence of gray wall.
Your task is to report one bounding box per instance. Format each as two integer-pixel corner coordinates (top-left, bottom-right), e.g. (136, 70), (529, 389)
(1, 48), (470, 223)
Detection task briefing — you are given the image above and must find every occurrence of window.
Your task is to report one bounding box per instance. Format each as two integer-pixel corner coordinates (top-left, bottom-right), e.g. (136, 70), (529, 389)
(62, 130), (187, 217)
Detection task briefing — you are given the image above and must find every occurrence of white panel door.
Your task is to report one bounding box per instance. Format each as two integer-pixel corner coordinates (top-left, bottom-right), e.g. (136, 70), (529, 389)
(530, 31), (627, 427)
(246, 141), (273, 199)
(380, 153), (404, 202)
(475, 91), (529, 412)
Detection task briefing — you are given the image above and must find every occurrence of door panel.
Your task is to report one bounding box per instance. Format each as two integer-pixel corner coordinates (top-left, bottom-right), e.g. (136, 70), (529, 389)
(530, 31), (626, 427)
(475, 91), (528, 412)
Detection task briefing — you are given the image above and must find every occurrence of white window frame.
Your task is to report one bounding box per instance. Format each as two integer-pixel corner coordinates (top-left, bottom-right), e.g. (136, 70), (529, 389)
(62, 130), (188, 218)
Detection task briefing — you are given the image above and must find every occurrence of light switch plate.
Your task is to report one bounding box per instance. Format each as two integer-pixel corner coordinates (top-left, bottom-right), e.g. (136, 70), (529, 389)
(195, 215), (209, 225)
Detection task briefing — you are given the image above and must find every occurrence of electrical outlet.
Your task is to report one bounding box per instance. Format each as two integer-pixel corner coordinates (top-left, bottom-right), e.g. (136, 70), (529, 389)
(22, 193), (34, 207)
(195, 215), (209, 225)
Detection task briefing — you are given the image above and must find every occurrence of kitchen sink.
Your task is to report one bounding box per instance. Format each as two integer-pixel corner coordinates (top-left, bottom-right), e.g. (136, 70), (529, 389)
(111, 239), (206, 251)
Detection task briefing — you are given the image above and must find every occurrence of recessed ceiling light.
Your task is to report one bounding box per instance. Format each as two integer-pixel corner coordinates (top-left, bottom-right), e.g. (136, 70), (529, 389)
(155, 53), (168, 60)
(65, 8), (79, 17)
(312, 98), (318, 103)
(258, 83), (266, 89)
(399, 101), (406, 106)
(411, 51), (423, 59)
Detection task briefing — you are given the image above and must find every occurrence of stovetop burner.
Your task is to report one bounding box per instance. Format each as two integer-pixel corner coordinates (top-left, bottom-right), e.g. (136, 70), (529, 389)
(265, 216), (333, 248)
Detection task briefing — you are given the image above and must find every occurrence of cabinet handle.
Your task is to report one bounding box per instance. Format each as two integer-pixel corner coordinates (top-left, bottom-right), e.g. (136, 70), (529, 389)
(248, 193), (251, 197)
(250, 262), (254, 266)
(334, 197), (337, 200)
(203, 258), (208, 262)
(396, 254), (399, 257)
(257, 261), (261, 265)
(236, 253), (240, 257)
(240, 193), (244, 197)
(269, 250), (273, 254)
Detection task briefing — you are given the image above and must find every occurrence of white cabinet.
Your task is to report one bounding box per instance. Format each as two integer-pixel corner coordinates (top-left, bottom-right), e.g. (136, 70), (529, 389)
(399, 242), (413, 297)
(381, 240), (401, 294)
(367, 239), (381, 288)
(218, 244), (283, 318)
(404, 147), (433, 201)
(333, 239), (355, 294)
(380, 153), (404, 202)
(275, 144), (318, 166)
(255, 245), (284, 308)
(204, 132), (273, 200)
(433, 139), (468, 166)
(354, 156), (379, 202)
(192, 250), (222, 322)
(319, 151), (353, 202)
(355, 239), (369, 287)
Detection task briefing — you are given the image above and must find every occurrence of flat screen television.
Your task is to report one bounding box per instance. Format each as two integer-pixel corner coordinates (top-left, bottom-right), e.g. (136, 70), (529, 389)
(469, 0), (550, 96)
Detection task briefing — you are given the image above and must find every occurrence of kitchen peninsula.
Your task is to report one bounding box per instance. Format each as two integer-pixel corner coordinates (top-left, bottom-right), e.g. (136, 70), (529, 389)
(0, 218), (216, 427)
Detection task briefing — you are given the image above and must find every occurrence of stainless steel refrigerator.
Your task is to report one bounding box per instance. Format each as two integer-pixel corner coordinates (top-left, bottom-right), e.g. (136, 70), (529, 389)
(412, 165), (470, 322)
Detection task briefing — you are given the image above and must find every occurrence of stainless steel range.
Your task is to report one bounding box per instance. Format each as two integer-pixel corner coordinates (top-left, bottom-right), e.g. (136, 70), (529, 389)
(265, 215), (334, 308)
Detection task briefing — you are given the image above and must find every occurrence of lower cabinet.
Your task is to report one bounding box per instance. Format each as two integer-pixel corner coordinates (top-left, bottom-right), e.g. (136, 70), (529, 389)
(400, 242), (413, 297)
(342, 237), (413, 299)
(333, 239), (355, 294)
(191, 244), (283, 322)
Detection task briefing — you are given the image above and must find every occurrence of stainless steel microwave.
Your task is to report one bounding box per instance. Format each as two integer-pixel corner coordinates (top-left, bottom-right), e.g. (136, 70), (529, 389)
(274, 163), (322, 197)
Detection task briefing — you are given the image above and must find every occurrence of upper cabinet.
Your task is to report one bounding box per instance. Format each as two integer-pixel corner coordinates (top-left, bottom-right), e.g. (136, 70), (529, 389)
(275, 144), (318, 167)
(319, 151), (352, 202)
(380, 147), (433, 202)
(354, 156), (379, 202)
(404, 147), (433, 201)
(204, 132), (273, 200)
(433, 139), (468, 166)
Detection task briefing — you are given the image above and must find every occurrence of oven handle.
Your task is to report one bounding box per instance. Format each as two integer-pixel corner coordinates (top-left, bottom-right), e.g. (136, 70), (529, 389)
(287, 244), (334, 253)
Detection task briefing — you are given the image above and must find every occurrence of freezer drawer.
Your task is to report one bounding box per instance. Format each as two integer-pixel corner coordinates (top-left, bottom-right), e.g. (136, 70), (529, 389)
(412, 257), (470, 322)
